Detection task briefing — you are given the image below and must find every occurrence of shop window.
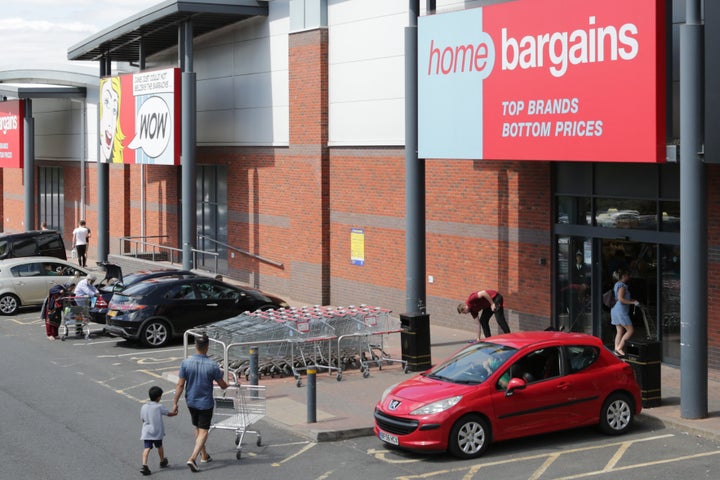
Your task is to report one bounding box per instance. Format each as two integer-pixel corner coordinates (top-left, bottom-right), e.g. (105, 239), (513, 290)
(595, 199), (657, 230)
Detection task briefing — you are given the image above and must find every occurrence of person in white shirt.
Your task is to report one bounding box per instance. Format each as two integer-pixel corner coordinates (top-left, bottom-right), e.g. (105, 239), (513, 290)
(74, 275), (99, 307)
(72, 220), (91, 267)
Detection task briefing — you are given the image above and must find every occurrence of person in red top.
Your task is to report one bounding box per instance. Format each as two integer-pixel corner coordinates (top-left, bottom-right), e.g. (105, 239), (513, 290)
(457, 289), (511, 342)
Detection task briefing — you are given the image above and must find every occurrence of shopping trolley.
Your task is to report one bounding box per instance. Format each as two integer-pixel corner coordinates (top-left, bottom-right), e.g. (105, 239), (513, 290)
(58, 296), (93, 340)
(209, 380), (267, 460)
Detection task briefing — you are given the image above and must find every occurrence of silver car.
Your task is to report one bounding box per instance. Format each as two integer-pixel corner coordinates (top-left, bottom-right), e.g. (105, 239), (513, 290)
(0, 256), (89, 314)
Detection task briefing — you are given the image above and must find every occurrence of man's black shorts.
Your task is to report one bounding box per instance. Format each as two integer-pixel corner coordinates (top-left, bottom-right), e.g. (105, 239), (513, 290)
(188, 406), (214, 430)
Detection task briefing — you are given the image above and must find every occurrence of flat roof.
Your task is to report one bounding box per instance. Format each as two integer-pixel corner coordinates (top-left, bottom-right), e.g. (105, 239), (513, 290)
(0, 70), (97, 99)
(67, 0), (269, 63)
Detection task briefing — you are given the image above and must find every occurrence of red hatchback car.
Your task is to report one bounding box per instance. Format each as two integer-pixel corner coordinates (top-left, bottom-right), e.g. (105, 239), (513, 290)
(374, 331), (642, 459)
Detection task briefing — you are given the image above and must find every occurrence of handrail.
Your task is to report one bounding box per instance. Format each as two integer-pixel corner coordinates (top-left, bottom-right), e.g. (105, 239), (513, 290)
(118, 236), (220, 273)
(197, 234), (284, 269)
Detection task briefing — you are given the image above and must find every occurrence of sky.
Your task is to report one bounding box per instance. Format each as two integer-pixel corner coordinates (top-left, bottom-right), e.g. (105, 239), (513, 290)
(0, 0), (153, 72)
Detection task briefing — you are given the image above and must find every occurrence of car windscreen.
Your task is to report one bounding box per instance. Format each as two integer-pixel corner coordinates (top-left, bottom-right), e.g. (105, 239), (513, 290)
(424, 342), (517, 384)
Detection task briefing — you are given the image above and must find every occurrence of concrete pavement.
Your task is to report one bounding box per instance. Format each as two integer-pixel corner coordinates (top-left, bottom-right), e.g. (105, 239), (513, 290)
(207, 324), (720, 444)
(84, 258), (720, 444)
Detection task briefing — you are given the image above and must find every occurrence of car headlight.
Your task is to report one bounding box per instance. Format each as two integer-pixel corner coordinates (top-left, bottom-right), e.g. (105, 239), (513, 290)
(381, 383), (400, 403)
(410, 396), (462, 415)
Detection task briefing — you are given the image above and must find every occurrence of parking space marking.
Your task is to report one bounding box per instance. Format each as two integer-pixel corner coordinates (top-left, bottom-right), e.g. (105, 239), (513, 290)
(385, 434), (680, 480)
(528, 452), (561, 480)
(7, 317), (42, 325)
(556, 450), (720, 480)
(271, 441), (317, 467)
(98, 346), (186, 358)
(92, 377), (154, 403)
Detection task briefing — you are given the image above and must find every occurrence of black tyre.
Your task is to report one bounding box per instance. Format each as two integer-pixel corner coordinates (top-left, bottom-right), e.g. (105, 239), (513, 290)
(599, 392), (634, 435)
(448, 414), (490, 459)
(0, 293), (20, 315)
(140, 319), (171, 348)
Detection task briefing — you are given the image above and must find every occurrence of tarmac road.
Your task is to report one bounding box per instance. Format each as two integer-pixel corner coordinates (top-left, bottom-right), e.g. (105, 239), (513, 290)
(2, 307), (719, 480)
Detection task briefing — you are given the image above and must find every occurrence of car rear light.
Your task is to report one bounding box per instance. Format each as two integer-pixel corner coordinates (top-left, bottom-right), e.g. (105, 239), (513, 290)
(94, 297), (108, 308)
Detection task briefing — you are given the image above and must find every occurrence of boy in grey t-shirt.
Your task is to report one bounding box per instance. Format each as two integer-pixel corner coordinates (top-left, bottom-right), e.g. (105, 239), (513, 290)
(140, 386), (177, 476)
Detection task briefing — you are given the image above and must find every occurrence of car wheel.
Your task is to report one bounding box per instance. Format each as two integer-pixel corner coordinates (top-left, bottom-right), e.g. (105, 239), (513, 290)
(0, 293), (20, 315)
(599, 392), (634, 435)
(448, 414), (490, 459)
(140, 319), (171, 348)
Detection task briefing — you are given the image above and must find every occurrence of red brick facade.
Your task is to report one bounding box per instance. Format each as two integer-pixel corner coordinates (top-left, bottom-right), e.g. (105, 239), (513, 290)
(1, 27), (718, 371)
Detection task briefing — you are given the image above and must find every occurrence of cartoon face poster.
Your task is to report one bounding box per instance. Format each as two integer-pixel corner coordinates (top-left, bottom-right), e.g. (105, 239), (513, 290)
(99, 68), (181, 164)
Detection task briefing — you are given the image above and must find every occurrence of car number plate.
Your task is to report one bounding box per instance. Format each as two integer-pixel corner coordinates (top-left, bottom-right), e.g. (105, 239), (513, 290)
(378, 430), (398, 445)
(108, 310), (117, 317)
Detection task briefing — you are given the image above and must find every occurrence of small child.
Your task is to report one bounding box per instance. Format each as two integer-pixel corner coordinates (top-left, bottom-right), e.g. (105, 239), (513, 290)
(140, 386), (177, 476)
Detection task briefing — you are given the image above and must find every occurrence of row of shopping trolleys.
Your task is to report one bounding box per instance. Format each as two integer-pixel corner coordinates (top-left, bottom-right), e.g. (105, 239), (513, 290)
(187, 304), (408, 386)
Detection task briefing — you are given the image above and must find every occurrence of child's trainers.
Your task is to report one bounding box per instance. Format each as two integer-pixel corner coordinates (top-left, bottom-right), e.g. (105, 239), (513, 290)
(140, 465), (151, 476)
(159, 458), (169, 468)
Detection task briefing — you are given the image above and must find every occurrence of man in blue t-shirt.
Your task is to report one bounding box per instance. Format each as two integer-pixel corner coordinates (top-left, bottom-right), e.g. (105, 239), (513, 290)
(172, 334), (228, 472)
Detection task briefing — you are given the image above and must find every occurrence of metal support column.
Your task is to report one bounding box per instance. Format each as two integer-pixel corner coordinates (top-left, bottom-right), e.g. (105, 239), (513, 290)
(405, 1), (426, 314)
(97, 56), (110, 262)
(23, 99), (34, 230)
(680, 0), (708, 419)
(181, 21), (197, 270)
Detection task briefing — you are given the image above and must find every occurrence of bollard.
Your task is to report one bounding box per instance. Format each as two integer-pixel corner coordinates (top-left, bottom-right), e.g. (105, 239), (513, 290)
(249, 346), (259, 387)
(307, 367), (317, 423)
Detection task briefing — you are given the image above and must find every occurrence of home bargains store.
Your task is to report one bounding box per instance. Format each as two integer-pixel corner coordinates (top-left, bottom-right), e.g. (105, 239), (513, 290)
(0, 0), (717, 376)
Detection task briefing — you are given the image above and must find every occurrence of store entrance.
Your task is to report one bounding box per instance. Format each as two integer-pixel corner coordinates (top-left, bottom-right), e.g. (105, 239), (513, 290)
(600, 240), (657, 347)
(555, 237), (680, 365)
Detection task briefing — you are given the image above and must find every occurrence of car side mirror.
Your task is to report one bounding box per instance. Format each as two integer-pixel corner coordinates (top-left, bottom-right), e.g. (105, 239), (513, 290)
(505, 377), (527, 397)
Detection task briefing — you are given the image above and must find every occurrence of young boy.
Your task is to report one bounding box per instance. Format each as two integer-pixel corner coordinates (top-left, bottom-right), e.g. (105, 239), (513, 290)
(140, 386), (177, 475)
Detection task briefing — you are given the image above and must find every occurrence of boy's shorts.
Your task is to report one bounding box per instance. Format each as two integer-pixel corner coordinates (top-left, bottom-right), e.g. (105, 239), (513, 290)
(144, 440), (163, 449)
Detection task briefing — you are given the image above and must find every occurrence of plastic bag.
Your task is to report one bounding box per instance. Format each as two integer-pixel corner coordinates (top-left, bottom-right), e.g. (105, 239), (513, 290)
(71, 248), (78, 259)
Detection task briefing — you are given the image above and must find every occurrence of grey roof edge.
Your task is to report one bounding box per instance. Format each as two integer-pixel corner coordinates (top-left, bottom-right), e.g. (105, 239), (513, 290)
(0, 69), (99, 88)
(67, 0), (269, 61)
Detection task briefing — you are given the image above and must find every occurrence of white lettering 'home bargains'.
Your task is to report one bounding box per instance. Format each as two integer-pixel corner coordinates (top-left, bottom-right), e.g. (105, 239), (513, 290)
(0, 114), (18, 135)
(503, 16), (639, 78)
(427, 16), (639, 79)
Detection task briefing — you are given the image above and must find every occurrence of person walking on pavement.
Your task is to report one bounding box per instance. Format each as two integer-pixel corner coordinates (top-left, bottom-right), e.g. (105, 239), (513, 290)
(457, 289), (511, 342)
(71, 220), (91, 267)
(140, 385), (176, 476)
(172, 334), (229, 472)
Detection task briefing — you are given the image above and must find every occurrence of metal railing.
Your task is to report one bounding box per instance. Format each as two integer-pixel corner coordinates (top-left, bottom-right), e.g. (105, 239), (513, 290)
(197, 234), (284, 269)
(119, 235), (220, 272)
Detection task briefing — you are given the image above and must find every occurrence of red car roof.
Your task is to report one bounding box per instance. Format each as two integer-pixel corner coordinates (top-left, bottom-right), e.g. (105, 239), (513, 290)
(482, 331), (603, 350)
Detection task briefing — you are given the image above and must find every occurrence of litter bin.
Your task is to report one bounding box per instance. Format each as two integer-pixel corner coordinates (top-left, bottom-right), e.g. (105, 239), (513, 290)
(400, 312), (431, 372)
(624, 339), (661, 408)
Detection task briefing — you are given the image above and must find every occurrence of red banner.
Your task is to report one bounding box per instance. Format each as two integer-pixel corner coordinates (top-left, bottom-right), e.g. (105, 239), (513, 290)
(0, 100), (25, 168)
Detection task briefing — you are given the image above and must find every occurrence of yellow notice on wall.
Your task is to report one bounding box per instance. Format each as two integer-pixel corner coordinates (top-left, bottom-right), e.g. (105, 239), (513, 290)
(350, 228), (365, 266)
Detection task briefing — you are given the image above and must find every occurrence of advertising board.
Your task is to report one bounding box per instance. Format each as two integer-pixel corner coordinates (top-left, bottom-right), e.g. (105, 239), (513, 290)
(418, 0), (665, 162)
(99, 68), (181, 165)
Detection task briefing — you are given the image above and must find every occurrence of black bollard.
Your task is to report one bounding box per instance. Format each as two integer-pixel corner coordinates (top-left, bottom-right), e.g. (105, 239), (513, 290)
(307, 367), (317, 423)
(249, 346), (259, 388)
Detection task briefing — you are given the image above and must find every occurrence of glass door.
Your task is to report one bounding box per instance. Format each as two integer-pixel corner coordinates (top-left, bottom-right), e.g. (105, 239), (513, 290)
(556, 236), (593, 334)
(601, 240), (658, 346)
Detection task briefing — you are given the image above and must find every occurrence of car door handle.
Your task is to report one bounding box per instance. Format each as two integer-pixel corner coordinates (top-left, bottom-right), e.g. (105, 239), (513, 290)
(206, 303), (219, 307)
(556, 382), (570, 391)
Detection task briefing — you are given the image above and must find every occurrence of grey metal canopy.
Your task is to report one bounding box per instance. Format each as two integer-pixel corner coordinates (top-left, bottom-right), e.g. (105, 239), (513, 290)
(67, 0), (269, 62)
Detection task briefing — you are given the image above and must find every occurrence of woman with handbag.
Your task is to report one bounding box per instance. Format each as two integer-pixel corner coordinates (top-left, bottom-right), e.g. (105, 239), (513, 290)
(610, 268), (640, 357)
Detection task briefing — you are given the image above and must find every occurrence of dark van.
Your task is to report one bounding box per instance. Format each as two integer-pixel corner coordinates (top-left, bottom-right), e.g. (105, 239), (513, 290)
(0, 230), (67, 260)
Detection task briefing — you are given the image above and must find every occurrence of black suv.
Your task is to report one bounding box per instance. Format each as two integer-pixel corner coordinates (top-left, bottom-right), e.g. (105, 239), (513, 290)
(0, 230), (67, 260)
(104, 276), (289, 347)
